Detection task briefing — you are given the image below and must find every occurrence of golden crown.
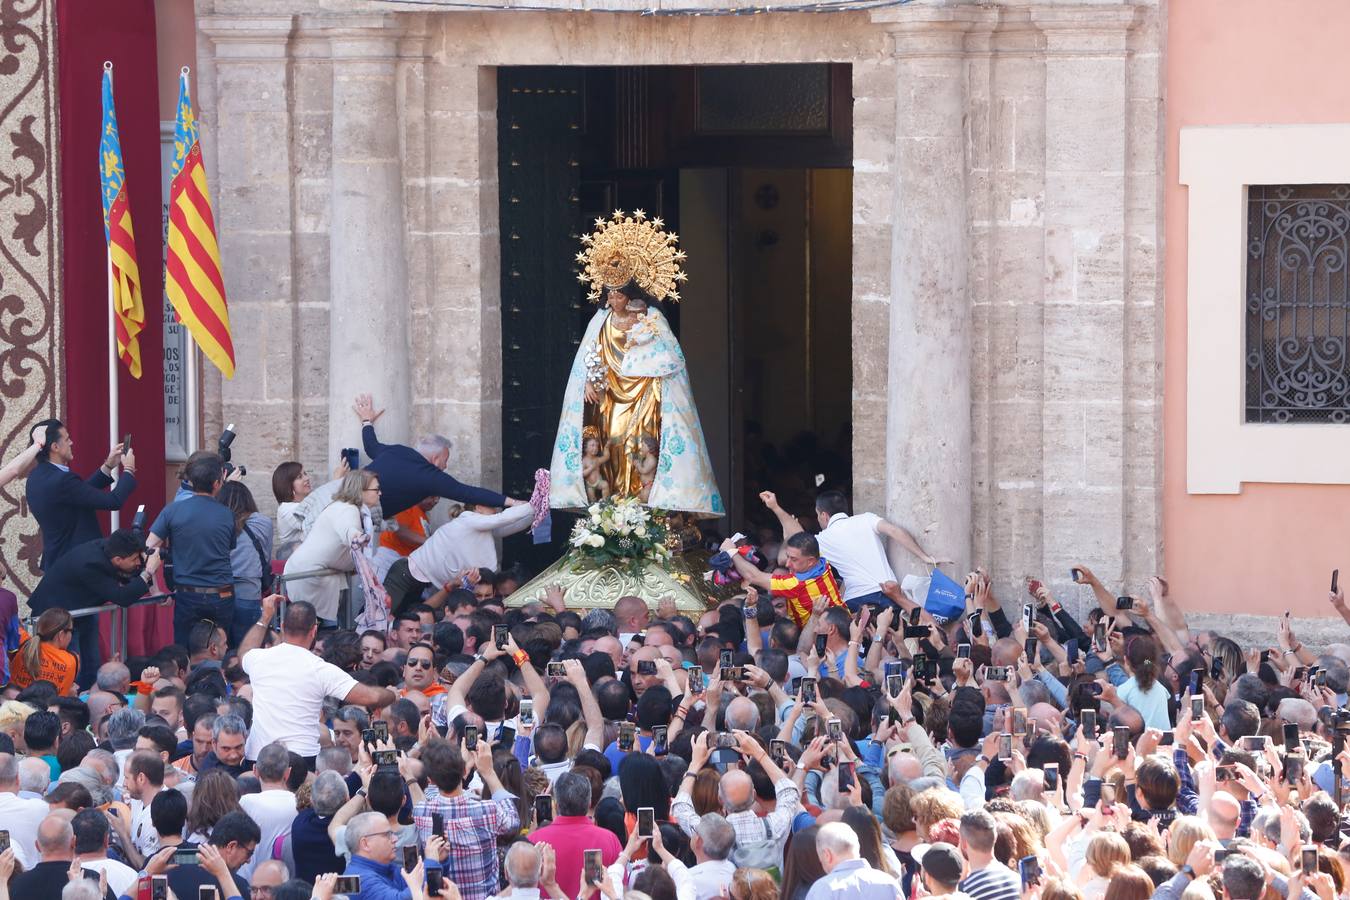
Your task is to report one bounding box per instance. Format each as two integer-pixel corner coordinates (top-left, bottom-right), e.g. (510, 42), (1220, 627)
(575, 209), (688, 303)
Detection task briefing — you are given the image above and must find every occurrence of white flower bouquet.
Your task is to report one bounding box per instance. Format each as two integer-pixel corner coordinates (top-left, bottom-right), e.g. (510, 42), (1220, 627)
(569, 497), (671, 572)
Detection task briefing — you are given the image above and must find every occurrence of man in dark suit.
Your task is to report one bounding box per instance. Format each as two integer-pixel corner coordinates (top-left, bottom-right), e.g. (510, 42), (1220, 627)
(25, 418), (137, 572)
(29, 529), (162, 683)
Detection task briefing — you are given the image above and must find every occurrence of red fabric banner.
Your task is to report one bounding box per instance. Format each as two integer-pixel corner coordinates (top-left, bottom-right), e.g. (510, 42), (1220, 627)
(57, 0), (171, 654)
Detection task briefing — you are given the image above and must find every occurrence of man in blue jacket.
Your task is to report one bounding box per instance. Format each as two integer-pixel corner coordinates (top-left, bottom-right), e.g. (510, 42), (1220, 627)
(26, 419), (137, 572)
(341, 811), (445, 900)
(352, 394), (523, 517)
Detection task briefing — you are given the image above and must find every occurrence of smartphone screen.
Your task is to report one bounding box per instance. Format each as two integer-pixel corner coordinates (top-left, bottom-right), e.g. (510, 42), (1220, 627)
(619, 723), (635, 751)
(838, 761), (856, 792)
(1022, 603), (1034, 632)
(432, 812), (445, 837)
(494, 624), (509, 650)
(1024, 637), (1037, 662)
(584, 850), (604, 886)
(334, 877), (362, 894)
(1094, 622), (1106, 651)
(801, 677), (817, 703)
(1100, 781), (1117, 807)
(1285, 754), (1305, 785)
(152, 877), (169, 900)
(427, 869), (444, 894)
(1284, 722), (1301, 754)
(1303, 846), (1319, 874)
(465, 725), (479, 751)
(771, 740), (789, 764)
(652, 726), (668, 755)
(1043, 763), (1059, 792)
(1018, 855), (1041, 888)
(1066, 638), (1079, 664)
(638, 807), (655, 836)
(1191, 695), (1204, 722)
(1012, 708), (1027, 735)
(1113, 725), (1129, 760)
(886, 674), (903, 698)
(958, 643), (971, 659)
(688, 666), (705, 694)
(720, 649), (734, 668)
(0, 830), (12, 853)
(998, 732), (1012, 761)
(199, 888), (218, 900)
(1334, 569), (1340, 594)
(403, 844), (419, 870)
(372, 720), (389, 742)
(969, 609), (983, 638)
(519, 698), (534, 725)
(534, 794), (553, 826)
(814, 633), (827, 656)
(827, 717), (843, 742)
(1081, 708), (1097, 739)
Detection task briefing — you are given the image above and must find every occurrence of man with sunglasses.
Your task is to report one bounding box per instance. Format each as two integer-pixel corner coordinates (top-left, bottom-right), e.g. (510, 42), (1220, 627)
(402, 643), (443, 697)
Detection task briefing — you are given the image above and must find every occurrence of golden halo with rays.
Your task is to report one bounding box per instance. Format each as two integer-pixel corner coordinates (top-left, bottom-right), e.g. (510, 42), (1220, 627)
(575, 208), (688, 303)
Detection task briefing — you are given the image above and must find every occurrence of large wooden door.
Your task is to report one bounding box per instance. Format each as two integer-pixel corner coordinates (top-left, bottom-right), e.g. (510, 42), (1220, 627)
(497, 68), (587, 571)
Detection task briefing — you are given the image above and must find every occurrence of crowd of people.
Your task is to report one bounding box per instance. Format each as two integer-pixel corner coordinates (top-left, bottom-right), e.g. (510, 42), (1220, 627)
(0, 407), (1349, 900)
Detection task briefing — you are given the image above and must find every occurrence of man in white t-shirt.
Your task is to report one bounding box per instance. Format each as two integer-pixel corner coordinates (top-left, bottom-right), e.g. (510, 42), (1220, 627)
(237, 742), (298, 881)
(0, 752), (49, 870)
(760, 489), (947, 614)
(71, 807), (138, 898)
(238, 596), (396, 763)
(125, 750), (166, 861)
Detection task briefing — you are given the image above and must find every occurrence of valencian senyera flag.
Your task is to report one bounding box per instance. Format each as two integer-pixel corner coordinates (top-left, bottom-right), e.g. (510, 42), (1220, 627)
(100, 65), (146, 378)
(166, 68), (235, 378)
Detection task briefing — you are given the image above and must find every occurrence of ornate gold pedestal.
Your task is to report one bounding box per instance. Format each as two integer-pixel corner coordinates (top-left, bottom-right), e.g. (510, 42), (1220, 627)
(506, 548), (738, 615)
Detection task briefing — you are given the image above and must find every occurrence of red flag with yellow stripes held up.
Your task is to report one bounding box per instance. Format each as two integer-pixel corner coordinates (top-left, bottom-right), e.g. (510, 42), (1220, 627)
(165, 68), (234, 378)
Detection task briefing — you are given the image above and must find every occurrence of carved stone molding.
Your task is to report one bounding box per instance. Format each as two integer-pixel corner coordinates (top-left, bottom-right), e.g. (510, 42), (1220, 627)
(0, 0), (62, 595)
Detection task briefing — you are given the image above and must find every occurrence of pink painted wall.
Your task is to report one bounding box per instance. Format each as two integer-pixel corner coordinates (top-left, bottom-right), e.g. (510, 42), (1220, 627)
(1165, 0), (1350, 616)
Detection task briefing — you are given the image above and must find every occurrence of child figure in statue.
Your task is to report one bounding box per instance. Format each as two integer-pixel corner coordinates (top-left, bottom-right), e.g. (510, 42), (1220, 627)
(635, 436), (659, 503)
(582, 427), (611, 503)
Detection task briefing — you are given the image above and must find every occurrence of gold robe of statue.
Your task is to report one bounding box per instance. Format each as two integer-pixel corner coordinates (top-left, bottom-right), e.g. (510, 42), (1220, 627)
(587, 312), (661, 497)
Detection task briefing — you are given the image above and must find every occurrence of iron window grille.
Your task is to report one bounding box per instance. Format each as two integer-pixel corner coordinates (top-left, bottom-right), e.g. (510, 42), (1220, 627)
(1246, 184), (1350, 423)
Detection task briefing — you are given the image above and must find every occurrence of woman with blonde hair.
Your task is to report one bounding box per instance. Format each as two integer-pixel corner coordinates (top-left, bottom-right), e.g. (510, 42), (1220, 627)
(1102, 864), (1155, 900)
(1080, 831), (1132, 900)
(1166, 816), (1216, 867)
(10, 608), (77, 695)
(282, 469), (380, 623)
(730, 868), (778, 900)
(911, 787), (966, 841)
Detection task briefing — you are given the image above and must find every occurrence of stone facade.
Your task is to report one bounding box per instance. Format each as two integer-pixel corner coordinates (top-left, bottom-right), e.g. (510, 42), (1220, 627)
(193, 0), (1163, 610)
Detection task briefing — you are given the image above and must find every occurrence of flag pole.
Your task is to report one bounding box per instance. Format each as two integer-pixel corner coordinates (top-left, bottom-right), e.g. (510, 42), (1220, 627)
(105, 60), (120, 531)
(181, 67), (200, 453)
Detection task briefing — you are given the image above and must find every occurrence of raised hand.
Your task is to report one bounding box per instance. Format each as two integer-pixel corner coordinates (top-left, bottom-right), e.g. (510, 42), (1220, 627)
(353, 393), (386, 424)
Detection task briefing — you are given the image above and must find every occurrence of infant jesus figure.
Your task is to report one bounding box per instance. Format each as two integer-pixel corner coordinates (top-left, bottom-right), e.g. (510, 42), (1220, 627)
(582, 426), (611, 503)
(635, 435), (659, 503)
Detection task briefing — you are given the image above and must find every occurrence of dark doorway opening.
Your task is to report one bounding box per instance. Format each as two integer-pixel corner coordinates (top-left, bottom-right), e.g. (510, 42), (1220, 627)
(498, 64), (854, 572)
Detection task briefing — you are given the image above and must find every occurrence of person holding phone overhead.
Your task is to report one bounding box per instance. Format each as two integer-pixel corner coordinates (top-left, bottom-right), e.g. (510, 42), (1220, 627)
(25, 418), (137, 572)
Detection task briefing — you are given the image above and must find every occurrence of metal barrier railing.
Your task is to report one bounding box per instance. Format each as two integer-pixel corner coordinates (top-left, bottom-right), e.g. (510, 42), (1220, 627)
(25, 594), (171, 663)
(274, 567), (358, 630)
(24, 568), (362, 659)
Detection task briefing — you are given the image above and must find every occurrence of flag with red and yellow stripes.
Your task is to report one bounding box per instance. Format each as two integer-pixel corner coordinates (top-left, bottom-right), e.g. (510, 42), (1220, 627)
(165, 70), (234, 378)
(99, 66), (145, 378)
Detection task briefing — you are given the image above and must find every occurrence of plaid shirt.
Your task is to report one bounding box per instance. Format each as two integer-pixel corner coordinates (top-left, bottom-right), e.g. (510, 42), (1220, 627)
(672, 774), (801, 849)
(1173, 741), (1254, 838)
(413, 787), (521, 900)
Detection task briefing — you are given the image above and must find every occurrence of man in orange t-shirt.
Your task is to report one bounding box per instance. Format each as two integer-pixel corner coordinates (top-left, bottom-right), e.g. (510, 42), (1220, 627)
(379, 496), (438, 557)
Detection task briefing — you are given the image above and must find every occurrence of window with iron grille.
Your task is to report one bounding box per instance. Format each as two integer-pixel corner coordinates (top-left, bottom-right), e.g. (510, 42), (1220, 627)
(1246, 184), (1350, 423)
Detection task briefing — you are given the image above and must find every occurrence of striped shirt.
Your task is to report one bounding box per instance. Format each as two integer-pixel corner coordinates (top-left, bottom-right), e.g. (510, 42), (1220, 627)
(958, 861), (1022, 900)
(770, 561), (844, 627)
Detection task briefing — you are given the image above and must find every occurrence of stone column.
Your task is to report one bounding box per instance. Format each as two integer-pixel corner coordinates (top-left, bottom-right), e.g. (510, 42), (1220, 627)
(873, 7), (978, 572)
(1031, 4), (1138, 603)
(196, 15), (300, 491)
(324, 15), (412, 461)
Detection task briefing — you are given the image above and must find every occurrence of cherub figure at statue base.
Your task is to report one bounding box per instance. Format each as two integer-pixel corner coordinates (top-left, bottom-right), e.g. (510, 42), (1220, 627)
(634, 436), (659, 503)
(581, 427), (612, 503)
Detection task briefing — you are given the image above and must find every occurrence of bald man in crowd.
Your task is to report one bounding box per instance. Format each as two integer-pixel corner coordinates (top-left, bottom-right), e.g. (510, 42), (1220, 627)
(614, 595), (650, 647)
(13, 813), (115, 900)
(672, 731), (800, 858)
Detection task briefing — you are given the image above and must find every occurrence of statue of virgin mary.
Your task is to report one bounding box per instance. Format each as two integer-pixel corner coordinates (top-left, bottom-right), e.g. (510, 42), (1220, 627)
(549, 210), (724, 517)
